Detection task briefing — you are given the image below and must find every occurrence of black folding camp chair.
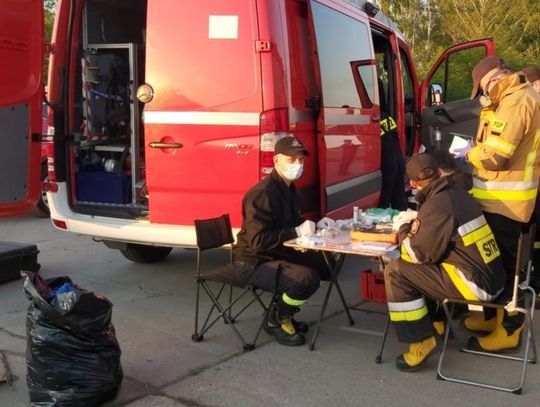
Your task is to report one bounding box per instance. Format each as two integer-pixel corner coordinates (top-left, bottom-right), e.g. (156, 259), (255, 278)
(437, 224), (537, 394)
(192, 214), (277, 351)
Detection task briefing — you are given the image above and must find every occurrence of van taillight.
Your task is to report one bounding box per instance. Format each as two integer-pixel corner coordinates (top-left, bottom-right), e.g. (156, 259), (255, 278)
(259, 108), (289, 178)
(44, 132), (57, 184)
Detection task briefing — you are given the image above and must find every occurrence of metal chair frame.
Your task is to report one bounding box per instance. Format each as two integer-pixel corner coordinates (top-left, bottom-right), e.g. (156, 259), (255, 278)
(192, 214), (276, 351)
(437, 225), (538, 394)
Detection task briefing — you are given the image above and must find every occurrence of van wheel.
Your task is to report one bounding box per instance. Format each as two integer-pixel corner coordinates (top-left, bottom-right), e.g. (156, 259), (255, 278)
(120, 244), (173, 263)
(32, 161), (50, 218)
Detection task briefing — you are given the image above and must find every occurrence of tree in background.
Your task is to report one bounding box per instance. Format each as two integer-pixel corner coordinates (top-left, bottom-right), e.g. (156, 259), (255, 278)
(379, 0), (540, 78)
(43, 0), (58, 84)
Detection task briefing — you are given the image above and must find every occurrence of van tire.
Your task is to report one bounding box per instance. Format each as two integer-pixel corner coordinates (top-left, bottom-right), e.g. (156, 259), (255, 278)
(32, 161), (50, 218)
(120, 244), (173, 263)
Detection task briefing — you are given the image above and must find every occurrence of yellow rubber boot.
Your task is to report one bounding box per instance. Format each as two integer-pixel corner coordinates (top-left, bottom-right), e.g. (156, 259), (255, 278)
(467, 309), (523, 353)
(462, 311), (496, 334)
(433, 321), (445, 336)
(396, 336), (441, 372)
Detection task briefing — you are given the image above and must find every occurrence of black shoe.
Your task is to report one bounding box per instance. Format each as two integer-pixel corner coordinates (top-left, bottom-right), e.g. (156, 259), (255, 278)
(293, 318), (309, 334)
(270, 318), (305, 346)
(264, 303), (309, 334)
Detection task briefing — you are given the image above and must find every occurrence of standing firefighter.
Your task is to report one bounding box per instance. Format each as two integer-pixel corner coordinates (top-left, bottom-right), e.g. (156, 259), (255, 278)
(384, 154), (505, 372)
(456, 57), (540, 352)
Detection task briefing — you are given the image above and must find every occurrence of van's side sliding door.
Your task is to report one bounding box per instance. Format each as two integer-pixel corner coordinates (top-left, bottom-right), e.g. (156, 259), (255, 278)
(0, 0), (44, 217)
(420, 39), (496, 153)
(308, 0), (380, 218)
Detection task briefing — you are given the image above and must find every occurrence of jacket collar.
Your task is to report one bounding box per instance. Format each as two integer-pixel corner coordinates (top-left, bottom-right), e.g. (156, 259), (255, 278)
(415, 177), (450, 206)
(270, 169), (296, 195)
(488, 72), (529, 104)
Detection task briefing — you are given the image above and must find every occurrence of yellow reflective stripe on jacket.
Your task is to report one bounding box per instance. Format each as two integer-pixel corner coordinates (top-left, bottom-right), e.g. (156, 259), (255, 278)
(442, 263), (479, 301)
(471, 188), (537, 201)
(461, 224), (492, 246)
(524, 129), (540, 182)
(484, 136), (516, 157)
(534, 242), (540, 249)
(400, 237), (420, 264)
(480, 110), (495, 122)
(388, 298), (428, 322)
(282, 293), (305, 307)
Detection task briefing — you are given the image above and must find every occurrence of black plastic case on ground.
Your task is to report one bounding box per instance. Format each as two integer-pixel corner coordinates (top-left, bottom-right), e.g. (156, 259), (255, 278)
(0, 241), (39, 284)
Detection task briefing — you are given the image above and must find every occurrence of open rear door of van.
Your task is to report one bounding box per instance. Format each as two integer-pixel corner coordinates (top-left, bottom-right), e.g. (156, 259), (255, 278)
(0, 0), (44, 217)
(419, 39), (495, 152)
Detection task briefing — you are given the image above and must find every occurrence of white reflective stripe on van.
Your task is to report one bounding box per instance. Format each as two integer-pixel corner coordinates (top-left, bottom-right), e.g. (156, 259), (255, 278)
(143, 111), (260, 126)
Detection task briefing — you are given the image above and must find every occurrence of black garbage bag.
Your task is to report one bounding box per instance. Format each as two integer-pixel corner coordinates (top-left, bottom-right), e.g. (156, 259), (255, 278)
(23, 271), (123, 406)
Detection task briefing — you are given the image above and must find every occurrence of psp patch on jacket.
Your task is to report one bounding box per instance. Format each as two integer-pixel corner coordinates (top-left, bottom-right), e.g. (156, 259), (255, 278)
(490, 118), (507, 135)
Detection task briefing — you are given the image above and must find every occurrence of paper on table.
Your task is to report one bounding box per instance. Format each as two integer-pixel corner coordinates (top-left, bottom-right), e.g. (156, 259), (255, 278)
(350, 241), (397, 253)
(448, 135), (471, 154)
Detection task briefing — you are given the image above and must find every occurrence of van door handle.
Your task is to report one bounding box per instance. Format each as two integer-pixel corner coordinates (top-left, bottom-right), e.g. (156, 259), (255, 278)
(148, 142), (183, 149)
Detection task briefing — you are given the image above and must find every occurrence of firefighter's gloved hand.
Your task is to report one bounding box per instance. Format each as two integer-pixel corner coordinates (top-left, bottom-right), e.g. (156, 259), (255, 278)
(449, 139), (472, 159)
(398, 222), (413, 243)
(295, 220), (316, 237)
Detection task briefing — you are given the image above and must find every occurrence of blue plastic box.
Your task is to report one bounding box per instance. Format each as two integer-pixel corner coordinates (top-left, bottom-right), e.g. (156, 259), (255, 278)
(76, 171), (132, 204)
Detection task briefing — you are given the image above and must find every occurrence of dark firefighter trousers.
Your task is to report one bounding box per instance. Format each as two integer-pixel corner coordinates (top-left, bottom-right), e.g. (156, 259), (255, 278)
(240, 251), (329, 314)
(484, 212), (526, 331)
(379, 135), (408, 211)
(384, 258), (472, 343)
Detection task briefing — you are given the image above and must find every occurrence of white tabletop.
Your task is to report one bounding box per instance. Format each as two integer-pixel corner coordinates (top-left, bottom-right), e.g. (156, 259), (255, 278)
(283, 237), (398, 258)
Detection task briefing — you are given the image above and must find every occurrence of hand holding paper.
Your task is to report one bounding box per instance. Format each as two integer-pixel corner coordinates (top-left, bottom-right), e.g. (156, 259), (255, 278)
(449, 135), (472, 159)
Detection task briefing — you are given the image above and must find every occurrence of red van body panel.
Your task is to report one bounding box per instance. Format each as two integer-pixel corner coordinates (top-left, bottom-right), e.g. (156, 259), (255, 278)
(144, 0), (263, 226)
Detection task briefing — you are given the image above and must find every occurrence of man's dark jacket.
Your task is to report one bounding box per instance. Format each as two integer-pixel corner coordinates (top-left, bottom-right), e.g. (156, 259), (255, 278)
(233, 170), (302, 265)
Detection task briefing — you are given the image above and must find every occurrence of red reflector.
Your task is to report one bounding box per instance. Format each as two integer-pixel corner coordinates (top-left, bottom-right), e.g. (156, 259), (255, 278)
(260, 108), (289, 133)
(41, 181), (58, 193)
(52, 219), (67, 230)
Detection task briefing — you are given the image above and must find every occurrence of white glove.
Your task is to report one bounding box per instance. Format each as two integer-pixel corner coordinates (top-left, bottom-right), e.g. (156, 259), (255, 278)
(317, 217), (337, 230)
(449, 139), (472, 159)
(295, 220), (316, 237)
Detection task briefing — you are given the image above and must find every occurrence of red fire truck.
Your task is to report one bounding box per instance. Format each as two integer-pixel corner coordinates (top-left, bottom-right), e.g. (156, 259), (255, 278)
(0, 0), (494, 262)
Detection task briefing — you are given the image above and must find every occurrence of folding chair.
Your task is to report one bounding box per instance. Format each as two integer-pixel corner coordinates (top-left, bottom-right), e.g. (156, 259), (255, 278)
(437, 225), (538, 394)
(192, 214), (277, 351)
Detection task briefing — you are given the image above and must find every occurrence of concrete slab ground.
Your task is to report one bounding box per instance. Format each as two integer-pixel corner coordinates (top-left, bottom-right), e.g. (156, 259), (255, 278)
(1, 215), (539, 406)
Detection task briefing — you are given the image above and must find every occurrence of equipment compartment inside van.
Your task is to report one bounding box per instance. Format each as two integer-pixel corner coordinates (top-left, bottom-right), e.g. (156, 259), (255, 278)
(71, 0), (147, 216)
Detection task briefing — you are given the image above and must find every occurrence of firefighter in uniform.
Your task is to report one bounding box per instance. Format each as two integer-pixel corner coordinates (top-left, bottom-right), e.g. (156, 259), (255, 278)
(379, 111), (408, 210)
(455, 57), (540, 352)
(378, 77), (408, 210)
(233, 136), (327, 346)
(384, 153), (505, 372)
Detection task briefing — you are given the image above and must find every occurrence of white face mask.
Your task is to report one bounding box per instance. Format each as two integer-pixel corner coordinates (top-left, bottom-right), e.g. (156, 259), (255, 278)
(282, 163), (303, 181)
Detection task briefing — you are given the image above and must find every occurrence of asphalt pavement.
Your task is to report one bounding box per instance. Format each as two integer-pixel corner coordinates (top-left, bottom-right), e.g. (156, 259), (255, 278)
(1, 215), (539, 406)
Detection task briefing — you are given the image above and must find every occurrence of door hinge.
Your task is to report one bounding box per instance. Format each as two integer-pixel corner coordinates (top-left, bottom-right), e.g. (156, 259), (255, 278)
(255, 40), (272, 52)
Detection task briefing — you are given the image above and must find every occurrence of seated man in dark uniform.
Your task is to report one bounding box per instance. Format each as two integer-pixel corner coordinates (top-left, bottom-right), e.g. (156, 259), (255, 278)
(384, 153), (505, 372)
(233, 136), (328, 346)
